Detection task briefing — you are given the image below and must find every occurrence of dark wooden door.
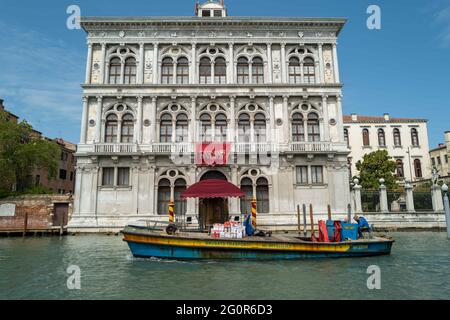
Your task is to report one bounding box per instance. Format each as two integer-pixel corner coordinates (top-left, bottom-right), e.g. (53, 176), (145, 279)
(53, 203), (69, 227)
(200, 198), (229, 230)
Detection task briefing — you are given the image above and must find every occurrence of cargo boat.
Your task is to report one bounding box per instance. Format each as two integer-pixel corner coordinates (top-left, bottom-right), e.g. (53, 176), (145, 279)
(122, 225), (394, 260)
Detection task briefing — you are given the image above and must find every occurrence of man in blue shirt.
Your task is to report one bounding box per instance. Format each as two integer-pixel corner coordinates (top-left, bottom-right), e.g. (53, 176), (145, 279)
(354, 215), (371, 239)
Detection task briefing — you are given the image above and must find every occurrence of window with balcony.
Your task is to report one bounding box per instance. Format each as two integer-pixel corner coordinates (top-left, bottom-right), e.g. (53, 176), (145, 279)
(237, 57), (250, 84)
(200, 113), (213, 142)
(105, 114), (118, 143)
(161, 57), (174, 84)
(199, 57), (212, 84)
(160, 114), (173, 143)
(123, 57), (137, 84)
(176, 57), (189, 84)
(288, 57), (301, 84)
(238, 113), (251, 143)
(307, 113), (320, 142)
(175, 114), (188, 143)
(214, 57), (227, 84)
(121, 114), (134, 143)
(251, 57), (264, 84)
(292, 113), (305, 142)
(215, 113), (228, 142)
(254, 113), (267, 142)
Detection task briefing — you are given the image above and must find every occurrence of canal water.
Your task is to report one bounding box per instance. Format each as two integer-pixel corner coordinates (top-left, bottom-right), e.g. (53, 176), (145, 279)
(1, 232), (449, 300)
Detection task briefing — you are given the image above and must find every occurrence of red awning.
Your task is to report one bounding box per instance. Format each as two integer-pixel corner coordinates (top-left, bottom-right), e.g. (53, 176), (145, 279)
(181, 179), (245, 199)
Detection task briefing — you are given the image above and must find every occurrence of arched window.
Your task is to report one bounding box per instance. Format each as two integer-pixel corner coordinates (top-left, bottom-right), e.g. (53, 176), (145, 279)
(303, 57), (316, 84)
(174, 179), (187, 216)
(157, 179), (171, 215)
(252, 57), (264, 84)
(411, 128), (419, 146)
(393, 128), (402, 146)
(237, 57), (249, 84)
(215, 113), (228, 142)
(108, 58), (121, 84)
(199, 57), (212, 84)
(292, 113), (305, 142)
(161, 57), (174, 84)
(121, 114), (134, 143)
(105, 114), (118, 143)
(378, 128), (386, 147)
(307, 113), (320, 142)
(240, 178), (253, 215)
(288, 57), (301, 84)
(200, 113), (212, 141)
(362, 129), (370, 147)
(176, 57), (189, 84)
(414, 159), (422, 178)
(396, 159), (404, 178)
(344, 129), (349, 147)
(238, 113), (251, 142)
(214, 57), (227, 84)
(123, 57), (137, 84)
(175, 114), (188, 143)
(160, 114), (172, 143)
(254, 113), (267, 142)
(256, 177), (269, 213)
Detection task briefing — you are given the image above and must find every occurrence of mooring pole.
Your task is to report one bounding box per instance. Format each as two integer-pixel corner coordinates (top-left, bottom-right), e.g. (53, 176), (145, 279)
(347, 204), (352, 224)
(309, 204), (315, 236)
(297, 205), (301, 234)
(442, 184), (450, 239)
(251, 198), (257, 230)
(302, 204), (307, 237)
(327, 205), (332, 221)
(168, 201), (175, 224)
(23, 212), (28, 237)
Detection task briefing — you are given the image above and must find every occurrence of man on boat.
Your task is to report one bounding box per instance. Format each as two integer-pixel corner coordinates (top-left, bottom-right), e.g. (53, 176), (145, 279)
(354, 215), (371, 239)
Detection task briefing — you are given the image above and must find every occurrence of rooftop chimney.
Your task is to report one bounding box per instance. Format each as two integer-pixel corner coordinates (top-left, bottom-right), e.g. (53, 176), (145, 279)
(384, 113), (390, 121)
(351, 113), (358, 121)
(445, 131), (450, 144)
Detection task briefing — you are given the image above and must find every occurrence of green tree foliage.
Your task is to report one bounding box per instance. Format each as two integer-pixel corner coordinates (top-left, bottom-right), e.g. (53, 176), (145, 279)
(0, 110), (60, 196)
(355, 150), (398, 190)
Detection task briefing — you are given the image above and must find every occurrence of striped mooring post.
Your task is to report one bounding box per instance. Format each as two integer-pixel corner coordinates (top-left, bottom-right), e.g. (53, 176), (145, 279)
(251, 198), (257, 229)
(168, 201), (175, 223)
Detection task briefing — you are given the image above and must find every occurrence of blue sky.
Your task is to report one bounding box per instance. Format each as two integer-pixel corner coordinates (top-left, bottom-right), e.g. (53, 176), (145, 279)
(0, 0), (449, 147)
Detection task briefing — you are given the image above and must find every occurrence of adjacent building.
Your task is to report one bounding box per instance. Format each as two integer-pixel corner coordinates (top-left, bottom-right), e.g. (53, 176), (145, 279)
(0, 98), (77, 194)
(70, 0), (351, 231)
(344, 113), (431, 182)
(429, 132), (450, 179)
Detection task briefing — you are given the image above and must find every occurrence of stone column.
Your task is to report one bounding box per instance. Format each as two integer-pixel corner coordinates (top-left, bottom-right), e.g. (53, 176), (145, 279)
(280, 42), (287, 83)
(153, 42), (159, 84)
(190, 96), (197, 143)
(150, 96), (157, 143)
(80, 96), (89, 144)
(228, 42), (234, 84)
(85, 42), (93, 84)
(191, 42), (197, 84)
(132, 165), (139, 214)
(405, 182), (415, 213)
(379, 179), (389, 213)
(353, 183), (362, 214)
(136, 96), (143, 144)
(266, 43), (273, 83)
(230, 165), (240, 216)
(269, 96), (275, 143)
(322, 95), (330, 141)
(318, 43), (324, 83)
(336, 95), (345, 142)
(332, 43), (340, 83)
(95, 96), (103, 143)
(432, 184), (444, 212)
(138, 42), (145, 84)
(282, 96), (290, 143)
(148, 166), (156, 215)
(100, 42), (107, 84)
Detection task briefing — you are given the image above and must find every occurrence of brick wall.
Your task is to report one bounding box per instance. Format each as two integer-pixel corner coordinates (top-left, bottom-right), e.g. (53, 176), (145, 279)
(0, 195), (73, 231)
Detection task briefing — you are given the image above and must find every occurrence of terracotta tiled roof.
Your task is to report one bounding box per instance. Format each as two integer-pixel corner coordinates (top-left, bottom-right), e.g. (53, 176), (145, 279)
(343, 115), (427, 123)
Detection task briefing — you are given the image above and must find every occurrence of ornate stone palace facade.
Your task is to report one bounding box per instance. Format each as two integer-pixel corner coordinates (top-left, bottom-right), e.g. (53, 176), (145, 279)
(69, 1), (350, 231)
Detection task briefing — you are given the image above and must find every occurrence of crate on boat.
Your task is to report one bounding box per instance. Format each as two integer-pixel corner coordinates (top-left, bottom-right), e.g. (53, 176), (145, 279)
(326, 220), (358, 241)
